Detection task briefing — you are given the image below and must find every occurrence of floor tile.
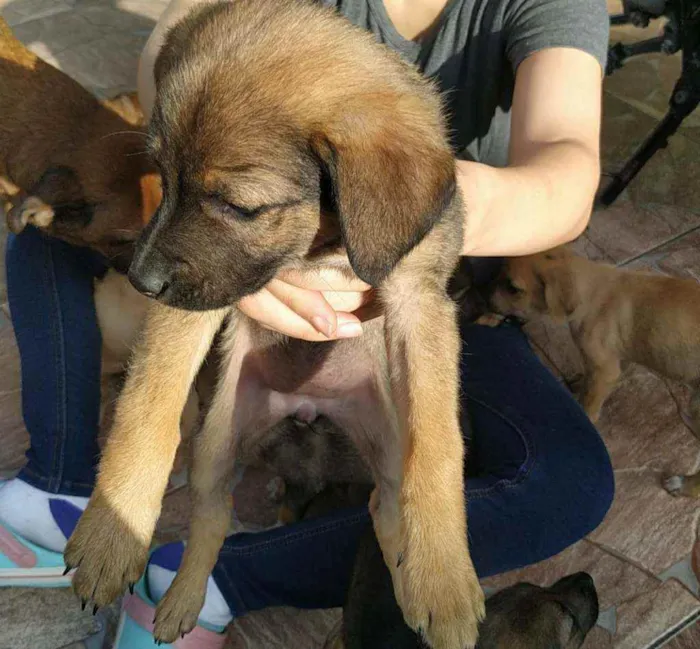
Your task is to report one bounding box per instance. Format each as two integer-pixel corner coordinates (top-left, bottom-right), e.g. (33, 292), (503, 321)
(113, 0), (170, 23)
(0, 587), (99, 649)
(10, 11), (105, 56)
(590, 468), (700, 576)
(50, 31), (148, 96)
(580, 200), (700, 266)
(615, 579), (700, 649)
(597, 365), (700, 474)
(225, 607), (340, 649)
(664, 620), (700, 649)
(0, 320), (26, 475)
(582, 625), (614, 649)
(522, 319), (582, 382)
(624, 228), (700, 276)
(482, 539), (661, 612)
(0, 0), (75, 27)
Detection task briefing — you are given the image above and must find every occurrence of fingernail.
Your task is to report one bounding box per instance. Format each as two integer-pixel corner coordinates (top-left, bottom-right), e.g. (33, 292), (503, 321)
(311, 315), (334, 337)
(336, 322), (363, 338)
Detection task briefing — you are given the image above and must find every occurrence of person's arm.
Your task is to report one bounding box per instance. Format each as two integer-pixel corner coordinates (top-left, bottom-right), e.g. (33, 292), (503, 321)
(458, 47), (603, 257)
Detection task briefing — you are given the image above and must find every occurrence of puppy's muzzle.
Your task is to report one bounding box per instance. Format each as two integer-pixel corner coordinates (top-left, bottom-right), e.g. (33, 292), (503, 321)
(128, 247), (172, 299)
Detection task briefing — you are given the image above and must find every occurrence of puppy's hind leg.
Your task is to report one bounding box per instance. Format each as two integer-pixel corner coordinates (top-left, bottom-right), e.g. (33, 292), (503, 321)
(153, 314), (249, 644)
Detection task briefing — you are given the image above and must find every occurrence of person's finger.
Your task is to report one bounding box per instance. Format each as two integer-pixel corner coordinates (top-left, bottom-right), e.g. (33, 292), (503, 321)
(266, 279), (340, 338)
(320, 289), (369, 313)
(239, 288), (363, 341)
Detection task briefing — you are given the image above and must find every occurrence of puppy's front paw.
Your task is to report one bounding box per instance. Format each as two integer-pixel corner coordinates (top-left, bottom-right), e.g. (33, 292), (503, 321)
(400, 549), (484, 649)
(7, 195), (54, 234)
(373, 500), (485, 649)
(64, 492), (150, 610)
(154, 576), (206, 644)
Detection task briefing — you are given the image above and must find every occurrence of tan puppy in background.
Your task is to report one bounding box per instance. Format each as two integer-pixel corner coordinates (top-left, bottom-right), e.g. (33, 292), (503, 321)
(488, 246), (700, 497)
(65, 1), (485, 647)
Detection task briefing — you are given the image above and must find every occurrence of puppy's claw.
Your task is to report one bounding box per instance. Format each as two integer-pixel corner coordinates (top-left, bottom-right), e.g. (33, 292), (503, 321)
(93, 605), (99, 616)
(80, 598), (87, 612)
(63, 565), (73, 576)
(396, 552), (404, 568)
(428, 611), (433, 629)
(181, 632), (186, 639)
(129, 583), (135, 595)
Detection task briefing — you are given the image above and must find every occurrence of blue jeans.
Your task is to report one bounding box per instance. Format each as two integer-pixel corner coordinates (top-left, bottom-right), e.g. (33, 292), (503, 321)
(6, 227), (614, 616)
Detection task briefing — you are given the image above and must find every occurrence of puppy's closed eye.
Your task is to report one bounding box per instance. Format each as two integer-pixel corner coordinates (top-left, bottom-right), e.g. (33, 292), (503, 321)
(504, 278), (524, 295)
(205, 194), (262, 220)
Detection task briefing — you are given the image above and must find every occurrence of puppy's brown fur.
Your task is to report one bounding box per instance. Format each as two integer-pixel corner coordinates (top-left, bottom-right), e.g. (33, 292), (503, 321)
(0, 17), (160, 271)
(65, 2), (485, 647)
(489, 245), (700, 498)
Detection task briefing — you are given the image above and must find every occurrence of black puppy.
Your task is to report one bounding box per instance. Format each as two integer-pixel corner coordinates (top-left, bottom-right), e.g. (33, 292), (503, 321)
(336, 524), (599, 649)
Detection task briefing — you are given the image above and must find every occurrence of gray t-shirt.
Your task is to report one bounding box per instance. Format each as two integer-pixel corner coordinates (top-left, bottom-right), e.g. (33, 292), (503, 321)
(322, 0), (609, 167)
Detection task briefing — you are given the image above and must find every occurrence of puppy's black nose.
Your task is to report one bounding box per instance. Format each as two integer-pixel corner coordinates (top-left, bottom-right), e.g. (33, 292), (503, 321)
(128, 250), (172, 299)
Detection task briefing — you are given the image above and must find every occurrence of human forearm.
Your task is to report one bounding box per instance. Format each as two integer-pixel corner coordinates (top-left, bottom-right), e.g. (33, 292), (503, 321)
(458, 140), (599, 257)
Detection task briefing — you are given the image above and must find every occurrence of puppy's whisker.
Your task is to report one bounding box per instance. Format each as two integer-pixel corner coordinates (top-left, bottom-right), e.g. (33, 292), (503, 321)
(99, 130), (148, 141)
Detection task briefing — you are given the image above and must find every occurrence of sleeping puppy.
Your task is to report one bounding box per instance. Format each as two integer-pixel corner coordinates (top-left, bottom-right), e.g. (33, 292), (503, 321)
(326, 524), (599, 649)
(487, 246), (700, 498)
(65, 0), (485, 646)
(0, 17), (161, 270)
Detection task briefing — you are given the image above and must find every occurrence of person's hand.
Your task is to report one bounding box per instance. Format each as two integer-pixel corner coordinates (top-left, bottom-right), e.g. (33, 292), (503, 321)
(239, 268), (375, 341)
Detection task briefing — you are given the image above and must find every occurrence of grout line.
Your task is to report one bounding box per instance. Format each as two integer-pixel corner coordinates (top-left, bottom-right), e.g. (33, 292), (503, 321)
(649, 611), (700, 649)
(617, 224), (700, 268)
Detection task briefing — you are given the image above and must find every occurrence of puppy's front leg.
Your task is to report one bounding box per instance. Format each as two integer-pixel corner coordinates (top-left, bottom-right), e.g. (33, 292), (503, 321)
(378, 273), (485, 649)
(579, 358), (621, 423)
(65, 302), (228, 609)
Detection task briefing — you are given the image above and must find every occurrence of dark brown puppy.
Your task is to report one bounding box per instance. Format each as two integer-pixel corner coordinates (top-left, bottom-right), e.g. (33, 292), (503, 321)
(0, 17), (160, 272)
(329, 523), (599, 649)
(65, 1), (485, 646)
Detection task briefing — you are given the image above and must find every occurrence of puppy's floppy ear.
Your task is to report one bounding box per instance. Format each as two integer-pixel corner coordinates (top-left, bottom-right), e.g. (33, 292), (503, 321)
(312, 95), (456, 286)
(536, 263), (577, 320)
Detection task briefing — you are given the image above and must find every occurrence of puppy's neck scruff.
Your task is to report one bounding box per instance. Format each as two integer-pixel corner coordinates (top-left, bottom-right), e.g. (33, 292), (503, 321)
(127, 0), (459, 311)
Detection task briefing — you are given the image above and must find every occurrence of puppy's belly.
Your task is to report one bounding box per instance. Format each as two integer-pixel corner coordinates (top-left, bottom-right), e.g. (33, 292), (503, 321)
(231, 332), (392, 450)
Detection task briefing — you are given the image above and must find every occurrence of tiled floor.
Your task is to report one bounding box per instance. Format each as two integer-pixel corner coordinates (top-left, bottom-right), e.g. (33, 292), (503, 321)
(0, 0), (699, 648)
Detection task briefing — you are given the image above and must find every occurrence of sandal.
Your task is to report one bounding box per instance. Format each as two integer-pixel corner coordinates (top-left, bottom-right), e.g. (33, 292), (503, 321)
(0, 521), (73, 588)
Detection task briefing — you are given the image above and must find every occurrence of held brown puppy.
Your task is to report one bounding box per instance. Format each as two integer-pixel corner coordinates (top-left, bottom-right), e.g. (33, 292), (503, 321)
(65, 0), (485, 646)
(0, 17), (160, 270)
(488, 246), (700, 496)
